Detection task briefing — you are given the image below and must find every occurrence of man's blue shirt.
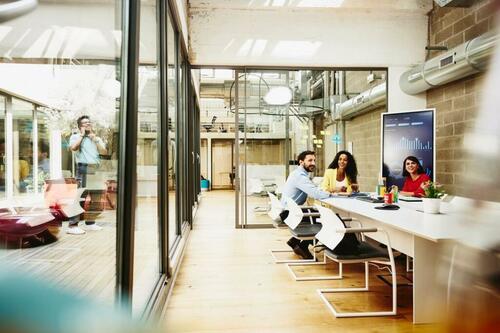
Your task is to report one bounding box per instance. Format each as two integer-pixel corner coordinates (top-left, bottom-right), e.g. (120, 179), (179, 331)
(69, 134), (102, 165)
(281, 166), (331, 205)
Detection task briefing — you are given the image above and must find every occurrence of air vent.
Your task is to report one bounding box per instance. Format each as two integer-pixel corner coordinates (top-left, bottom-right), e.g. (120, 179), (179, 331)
(439, 54), (454, 68)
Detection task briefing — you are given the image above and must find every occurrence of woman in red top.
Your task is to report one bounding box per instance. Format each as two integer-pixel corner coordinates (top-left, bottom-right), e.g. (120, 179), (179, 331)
(400, 156), (430, 197)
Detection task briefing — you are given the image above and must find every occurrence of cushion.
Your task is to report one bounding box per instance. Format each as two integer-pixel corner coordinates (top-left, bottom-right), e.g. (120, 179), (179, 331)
(289, 223), (322, 238)
(324, 241), (389, 260)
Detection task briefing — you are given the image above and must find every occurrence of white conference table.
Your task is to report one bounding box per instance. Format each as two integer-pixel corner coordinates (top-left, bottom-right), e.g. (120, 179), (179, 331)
(319, 196), (467, 324)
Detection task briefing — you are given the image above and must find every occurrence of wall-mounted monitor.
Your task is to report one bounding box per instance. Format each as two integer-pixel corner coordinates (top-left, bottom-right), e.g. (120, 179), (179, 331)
(381, 109), (435, 189)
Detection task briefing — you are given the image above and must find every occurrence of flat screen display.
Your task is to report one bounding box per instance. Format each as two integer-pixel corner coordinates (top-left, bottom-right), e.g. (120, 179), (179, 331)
(382, 109), (435, 189)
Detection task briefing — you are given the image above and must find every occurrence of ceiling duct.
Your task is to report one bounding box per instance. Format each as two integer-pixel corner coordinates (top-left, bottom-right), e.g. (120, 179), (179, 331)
(434, 0), (478, 7)
(308, 74), (324, 100)
(0, 0), (37, 23)
(400, 31), (498, 95)
(333, 83), (386, 121)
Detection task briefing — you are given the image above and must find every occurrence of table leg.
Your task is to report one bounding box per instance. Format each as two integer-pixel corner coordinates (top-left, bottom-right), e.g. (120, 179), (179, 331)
(413, 236), (447, 324)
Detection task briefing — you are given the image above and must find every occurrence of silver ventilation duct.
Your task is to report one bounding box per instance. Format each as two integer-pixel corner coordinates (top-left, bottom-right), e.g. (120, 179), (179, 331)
(0, 0), (37, 23)
(333, 83), (386, 121)
(434, 0), (478, 7)
(400, 31), (498, 95)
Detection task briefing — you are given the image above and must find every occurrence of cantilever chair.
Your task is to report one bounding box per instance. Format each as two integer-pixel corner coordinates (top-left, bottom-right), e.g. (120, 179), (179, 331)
(285, 198), (353, 281)
(314, 204), (397, 318)
(267, 192), (287, 227)
(269, 195), (321, 264)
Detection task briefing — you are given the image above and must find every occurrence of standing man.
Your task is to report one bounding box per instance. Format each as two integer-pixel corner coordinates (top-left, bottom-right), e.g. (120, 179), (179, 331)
(281, 150), (333, 259)
(67, 115), (106, 235)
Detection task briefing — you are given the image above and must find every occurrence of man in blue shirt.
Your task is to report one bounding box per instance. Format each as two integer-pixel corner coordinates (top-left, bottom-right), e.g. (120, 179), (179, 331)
(281, 150), (333, 258)
(67, 115), (107, 235)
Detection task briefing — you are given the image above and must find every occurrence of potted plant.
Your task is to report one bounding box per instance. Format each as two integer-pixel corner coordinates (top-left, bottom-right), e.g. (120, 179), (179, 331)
(421, 181), (445, 214)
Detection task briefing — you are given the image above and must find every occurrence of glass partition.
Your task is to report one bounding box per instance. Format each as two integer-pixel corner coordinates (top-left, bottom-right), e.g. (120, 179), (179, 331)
(237, 71), (288, 226)
(37, 111), (51, 190)
(132, 0), (161, 314)
(0, 0), (195, 316)
(12, 99), (34, 195)
(0, 0), (123, 307)
(0, 96), (5, 198)
(167, 12), (178, 250)
(178, 52), (187, 229)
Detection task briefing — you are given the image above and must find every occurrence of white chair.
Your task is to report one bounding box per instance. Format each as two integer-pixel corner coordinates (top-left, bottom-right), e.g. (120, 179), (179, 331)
(267, 192), (285, 225)
(285, 199), (350, 282)
(269, 195), (320, 264)
(314, 204), (397, 318)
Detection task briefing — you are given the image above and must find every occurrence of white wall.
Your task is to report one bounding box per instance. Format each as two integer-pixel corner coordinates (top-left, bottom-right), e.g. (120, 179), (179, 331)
(388, 66), (426, 113)
(188, 6), (429, 67)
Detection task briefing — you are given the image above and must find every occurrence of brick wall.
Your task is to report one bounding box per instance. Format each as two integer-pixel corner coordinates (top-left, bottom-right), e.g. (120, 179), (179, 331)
(345, 70), (386, 95)
(342, 71), (387, 192)
(344, 107), (386, 192)
(427, 0), (496, 196)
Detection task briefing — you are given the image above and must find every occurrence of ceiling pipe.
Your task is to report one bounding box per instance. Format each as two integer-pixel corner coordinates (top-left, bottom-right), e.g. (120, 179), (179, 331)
(400, 31), (498, 95)
(333, 82), (386, 121)
(0, 0), (37, 22)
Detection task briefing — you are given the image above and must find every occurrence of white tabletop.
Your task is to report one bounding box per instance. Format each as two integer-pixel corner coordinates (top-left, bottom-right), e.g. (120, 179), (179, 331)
(319, 196), (467, 242)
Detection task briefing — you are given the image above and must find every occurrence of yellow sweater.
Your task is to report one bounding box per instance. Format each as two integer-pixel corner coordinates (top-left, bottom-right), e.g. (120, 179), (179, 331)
(320, 168), (353, 193)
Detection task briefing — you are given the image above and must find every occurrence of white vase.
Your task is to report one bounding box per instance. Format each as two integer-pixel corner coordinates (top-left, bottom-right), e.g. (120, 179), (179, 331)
(422, 198), (441, 214)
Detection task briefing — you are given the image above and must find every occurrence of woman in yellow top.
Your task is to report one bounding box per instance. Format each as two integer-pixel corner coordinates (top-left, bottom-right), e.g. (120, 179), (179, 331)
(321, 150), (359, 193)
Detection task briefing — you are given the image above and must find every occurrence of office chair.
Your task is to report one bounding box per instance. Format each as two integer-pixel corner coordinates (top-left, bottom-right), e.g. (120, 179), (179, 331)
(202, 116), (217, 132)
(267, 192), (287, 227)
(285, 202), (362, 282)
(269, 196), (321, 264)
(314, 204), (397, 317)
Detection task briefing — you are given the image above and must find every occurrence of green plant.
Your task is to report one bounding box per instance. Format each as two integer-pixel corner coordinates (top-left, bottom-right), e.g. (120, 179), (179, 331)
(421, 181), (445, 199)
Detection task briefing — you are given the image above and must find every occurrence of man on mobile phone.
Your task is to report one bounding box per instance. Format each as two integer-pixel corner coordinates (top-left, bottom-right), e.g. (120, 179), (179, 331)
(67, 115), (107, 235)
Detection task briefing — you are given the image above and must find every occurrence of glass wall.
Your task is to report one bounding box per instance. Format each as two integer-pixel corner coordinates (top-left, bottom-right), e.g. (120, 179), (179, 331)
(167, 12), (178, 251)
(237, 71), (291, 226)
(37, 111), (51, 190)
(12, 99), (33, 195)
(179, 52), (189, 229)
(0, 0), (123, 307)
(132, 0), (161, 314)
(0, 0), (199, 318)
(228, 69), (387, 227)
(0, 96), (5, 198)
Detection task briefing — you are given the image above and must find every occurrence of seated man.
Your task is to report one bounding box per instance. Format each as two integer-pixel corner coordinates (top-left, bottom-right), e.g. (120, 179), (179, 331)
(281, 150), (334, 259)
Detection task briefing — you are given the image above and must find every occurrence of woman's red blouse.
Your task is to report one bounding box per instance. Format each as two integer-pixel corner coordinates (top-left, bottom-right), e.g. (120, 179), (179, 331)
(402, 174), (430, 197)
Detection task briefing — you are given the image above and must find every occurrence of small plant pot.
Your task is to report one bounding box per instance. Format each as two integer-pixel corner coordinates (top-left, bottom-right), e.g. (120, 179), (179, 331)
(422, 198), (441, 214)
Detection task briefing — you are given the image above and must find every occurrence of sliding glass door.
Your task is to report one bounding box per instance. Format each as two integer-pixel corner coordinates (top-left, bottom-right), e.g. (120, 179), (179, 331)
(234, 69), (333, 228)
(235, 70), (292, 227)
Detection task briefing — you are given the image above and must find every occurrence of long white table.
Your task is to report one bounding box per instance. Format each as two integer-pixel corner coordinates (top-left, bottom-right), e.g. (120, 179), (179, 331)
(319, 196), (467, 324)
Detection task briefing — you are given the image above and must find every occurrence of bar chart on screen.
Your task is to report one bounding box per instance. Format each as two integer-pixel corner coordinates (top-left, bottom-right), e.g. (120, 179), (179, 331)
(397, 137), (433, 151)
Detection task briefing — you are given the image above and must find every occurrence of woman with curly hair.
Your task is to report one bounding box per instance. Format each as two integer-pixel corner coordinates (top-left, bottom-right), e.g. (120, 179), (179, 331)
(321, 150), (359, 193)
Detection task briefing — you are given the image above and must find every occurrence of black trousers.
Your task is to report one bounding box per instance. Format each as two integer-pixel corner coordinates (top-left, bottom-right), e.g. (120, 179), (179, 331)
(280, 209), (318, 248)
(280, 209), (360, 254)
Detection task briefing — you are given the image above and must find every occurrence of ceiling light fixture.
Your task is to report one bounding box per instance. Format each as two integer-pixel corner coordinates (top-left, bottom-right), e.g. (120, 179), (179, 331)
(263, 86), (292, 106)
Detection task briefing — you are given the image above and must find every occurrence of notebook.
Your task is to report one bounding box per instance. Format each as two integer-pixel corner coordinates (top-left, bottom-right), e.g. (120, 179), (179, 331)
(399, 196), (423, 202)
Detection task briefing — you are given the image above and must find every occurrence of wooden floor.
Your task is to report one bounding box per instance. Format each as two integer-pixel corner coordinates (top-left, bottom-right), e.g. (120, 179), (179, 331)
(0, 197), (168, 314)
(162, 190), (438, 332)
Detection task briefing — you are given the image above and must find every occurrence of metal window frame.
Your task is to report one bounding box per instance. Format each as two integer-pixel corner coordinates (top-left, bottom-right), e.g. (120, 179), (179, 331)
(116, 0), (140, 310)
(0, 94), (43, 198)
